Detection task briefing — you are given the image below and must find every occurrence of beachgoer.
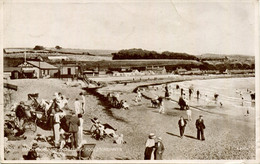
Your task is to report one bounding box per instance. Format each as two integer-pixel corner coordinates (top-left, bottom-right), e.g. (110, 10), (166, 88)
(68, 111), (80, 149)
(74, 98), (81, 115)
(122, 100), (129, 110)
(195, 115), (206, 141)
(165, 85), (169, 98)
(114, 134), (126, 144)
(53, 110), (63, 147)
(23, 143), (39, 160)
(154, 137), (164, 160)
(144, 133), (156, 160)
(186, 106), (192, 121)
(178, 116), (187, 138)
(79, 92), (86, 114)
(15, 101), (27, 129)
(4, 123), (26, 141)
(189, 88), (193, 99)
(196, 90), (200, 99)
(158, 98), (165, 114)
(78, 114), (84, 147)
(181, 88), (184, 96)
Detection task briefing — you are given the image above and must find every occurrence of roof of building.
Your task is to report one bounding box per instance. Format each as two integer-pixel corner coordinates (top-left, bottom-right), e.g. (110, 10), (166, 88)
(4, 67), (21, 72)
(27, 61), (58, 69)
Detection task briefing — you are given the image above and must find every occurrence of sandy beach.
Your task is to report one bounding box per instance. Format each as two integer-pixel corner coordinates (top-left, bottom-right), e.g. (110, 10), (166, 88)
(4, 75), (255, 160)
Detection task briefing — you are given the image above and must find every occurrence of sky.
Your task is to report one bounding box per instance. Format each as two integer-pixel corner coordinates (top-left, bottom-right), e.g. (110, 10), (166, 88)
(3, 0), (257, 55)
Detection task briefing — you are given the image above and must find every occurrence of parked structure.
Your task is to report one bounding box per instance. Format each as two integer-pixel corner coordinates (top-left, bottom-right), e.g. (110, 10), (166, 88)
(59, 64), (79, 78)
(175, 68), (187, 75)
(17, 61), (59, 78)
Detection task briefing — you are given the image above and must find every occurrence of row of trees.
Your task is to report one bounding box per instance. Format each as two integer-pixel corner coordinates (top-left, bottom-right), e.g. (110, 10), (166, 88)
(33, 45), (62, 50)
(112, 48), (198, 60)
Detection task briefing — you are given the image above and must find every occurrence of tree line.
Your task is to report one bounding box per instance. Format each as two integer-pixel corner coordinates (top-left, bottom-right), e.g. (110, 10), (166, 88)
(112, 48), (198, 60)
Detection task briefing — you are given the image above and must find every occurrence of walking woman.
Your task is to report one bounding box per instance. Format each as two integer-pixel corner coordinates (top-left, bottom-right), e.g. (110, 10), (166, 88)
(144, 133), (156, 160)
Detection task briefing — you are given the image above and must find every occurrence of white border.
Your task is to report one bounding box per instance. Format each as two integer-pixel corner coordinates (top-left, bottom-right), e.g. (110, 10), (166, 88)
(0, 0), (259, 163)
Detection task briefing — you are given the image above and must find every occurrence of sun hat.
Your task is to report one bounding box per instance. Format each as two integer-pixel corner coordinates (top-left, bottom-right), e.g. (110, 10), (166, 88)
(149, 133), (156, 139)
(158, 137), (162, 141)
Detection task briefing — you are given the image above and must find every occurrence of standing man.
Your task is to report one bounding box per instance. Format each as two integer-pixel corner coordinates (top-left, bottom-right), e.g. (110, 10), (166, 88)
(178, 116), (187, 138)
(79, 92), (86, 114)
(68, 111), (80, 149)
(154, 137), (165, 160)
(195, 115), (206, 141)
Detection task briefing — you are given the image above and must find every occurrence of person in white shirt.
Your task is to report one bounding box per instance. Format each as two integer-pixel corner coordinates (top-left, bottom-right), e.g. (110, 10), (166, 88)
(53, 110), (65, 147)
(114, 134), (126, 144)
(78, 114), (84, 147)
(74, 98), (81, 115)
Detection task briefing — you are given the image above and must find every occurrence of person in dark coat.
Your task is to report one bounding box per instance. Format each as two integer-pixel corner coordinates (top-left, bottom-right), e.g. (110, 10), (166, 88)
(154, 137), (164, 160)
(165, 85), (169, 98)
(196, 90), (200, 99)
(15, 101), (27, 129)
(181, 88), (184, 96)
(68, 111), (80, 149)
(178, 116), (187, 138)
(195, 115), (206, 141)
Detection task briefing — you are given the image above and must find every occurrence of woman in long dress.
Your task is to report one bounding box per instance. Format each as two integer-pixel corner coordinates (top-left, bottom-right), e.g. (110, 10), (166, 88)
(144, 133), (156, 160)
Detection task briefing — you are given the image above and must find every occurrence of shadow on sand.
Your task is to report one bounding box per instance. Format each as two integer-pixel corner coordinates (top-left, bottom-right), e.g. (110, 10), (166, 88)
(184, 134), (198, 140)
(166, 132), (180, 138)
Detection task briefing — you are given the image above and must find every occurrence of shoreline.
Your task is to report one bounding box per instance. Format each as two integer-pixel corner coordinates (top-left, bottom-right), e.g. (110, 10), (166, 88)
(92, 73), (254, 97)
(85, 74), (255, 120)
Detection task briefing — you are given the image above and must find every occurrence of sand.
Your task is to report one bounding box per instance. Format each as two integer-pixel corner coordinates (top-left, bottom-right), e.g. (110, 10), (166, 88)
(3, 76), (256, 160)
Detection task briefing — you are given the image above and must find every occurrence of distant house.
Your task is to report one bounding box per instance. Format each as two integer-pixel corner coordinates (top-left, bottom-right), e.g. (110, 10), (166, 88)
(229, 69), (255, 74)
(146, 66), (166, 74)
(4, 67), (21, 79)
(189, 68), (203, 75)
(120, 67), (132, 72)
(83, 70), (99, 77)
(205, 70), (219, 74)
(18, 61), (59, 78)
(175, 68), (187, 75)
(59, 64), (79, 78)
(48, 56), (69, 61)
(112, 71), (121, 76)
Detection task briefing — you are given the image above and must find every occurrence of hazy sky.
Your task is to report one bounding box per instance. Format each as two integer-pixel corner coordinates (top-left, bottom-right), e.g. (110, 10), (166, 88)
(3, 0), (257, 55)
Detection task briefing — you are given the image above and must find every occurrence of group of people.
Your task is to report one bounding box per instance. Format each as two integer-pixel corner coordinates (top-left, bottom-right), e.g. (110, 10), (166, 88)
(144, 115), (206, 160)
(107, 92), (130, 110)
(89, 117), (126, 144)
(178, 115), (206, 140)
(47, 92), (86, 149)
(144, 133), (165, 160)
